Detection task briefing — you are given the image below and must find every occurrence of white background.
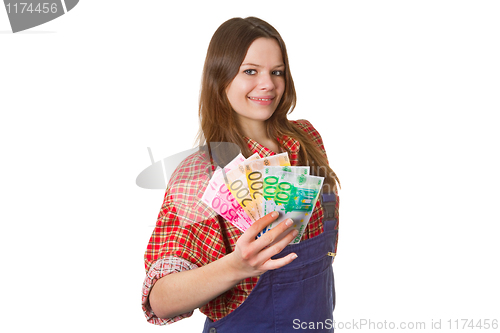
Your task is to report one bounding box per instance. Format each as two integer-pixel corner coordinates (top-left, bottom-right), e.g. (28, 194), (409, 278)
(1, 1), (499, 332)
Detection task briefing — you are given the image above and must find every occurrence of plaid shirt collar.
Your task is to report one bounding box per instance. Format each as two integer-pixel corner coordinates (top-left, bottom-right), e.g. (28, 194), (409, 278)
(244, 134), (301, 166)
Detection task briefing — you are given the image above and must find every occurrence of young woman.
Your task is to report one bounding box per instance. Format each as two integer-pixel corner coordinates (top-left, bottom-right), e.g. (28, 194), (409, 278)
(142, 17), (340, 332)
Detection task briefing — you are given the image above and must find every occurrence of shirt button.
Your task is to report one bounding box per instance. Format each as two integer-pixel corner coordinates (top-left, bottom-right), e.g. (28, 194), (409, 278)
(209, 328), (217, 333)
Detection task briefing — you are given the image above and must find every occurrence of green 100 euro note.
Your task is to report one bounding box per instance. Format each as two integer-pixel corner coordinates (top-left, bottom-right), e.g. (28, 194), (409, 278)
(243, 152), (290, 219)
(262, 165), (310, 201)
(259, 171), (324, 244)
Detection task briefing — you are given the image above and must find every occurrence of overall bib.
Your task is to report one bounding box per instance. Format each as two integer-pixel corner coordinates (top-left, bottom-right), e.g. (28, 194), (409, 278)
(203, 193), (338, 333)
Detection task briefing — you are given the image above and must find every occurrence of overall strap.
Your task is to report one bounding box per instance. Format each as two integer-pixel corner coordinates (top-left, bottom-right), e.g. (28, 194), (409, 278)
(321, 192), (339, 257)
(322, 192), (337, 228)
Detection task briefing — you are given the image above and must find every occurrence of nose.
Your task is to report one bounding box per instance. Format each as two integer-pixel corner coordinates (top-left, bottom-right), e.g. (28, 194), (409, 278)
(258, 73), (275, 91)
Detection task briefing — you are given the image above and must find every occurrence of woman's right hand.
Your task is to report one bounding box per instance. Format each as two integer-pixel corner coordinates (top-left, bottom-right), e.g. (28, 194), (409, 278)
(149, 211), (298, 319)
(226, 211), (299, 280)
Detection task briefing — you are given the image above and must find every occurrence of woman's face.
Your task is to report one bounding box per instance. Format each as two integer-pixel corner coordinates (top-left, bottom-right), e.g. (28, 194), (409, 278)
(226, 38), (285, 126)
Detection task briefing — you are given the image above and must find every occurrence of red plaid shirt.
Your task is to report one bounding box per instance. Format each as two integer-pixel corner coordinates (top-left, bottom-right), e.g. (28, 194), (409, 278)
(142, 119), (338, 325)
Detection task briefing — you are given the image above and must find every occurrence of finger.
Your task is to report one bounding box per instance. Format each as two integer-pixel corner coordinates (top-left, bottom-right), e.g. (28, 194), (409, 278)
(260, 227), (299, 260)
(241, 211), (279, 241)
(261, 252), (298, 271)
(255, 218), (294, 248)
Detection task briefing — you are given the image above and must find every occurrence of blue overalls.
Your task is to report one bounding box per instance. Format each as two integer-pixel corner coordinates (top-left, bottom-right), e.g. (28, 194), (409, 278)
(203, 193), (338, 333)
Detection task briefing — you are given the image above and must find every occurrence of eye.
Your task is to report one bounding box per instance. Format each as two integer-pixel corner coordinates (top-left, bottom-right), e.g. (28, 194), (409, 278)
(244, 69), (257, 75)
(272, 70), (285, 76)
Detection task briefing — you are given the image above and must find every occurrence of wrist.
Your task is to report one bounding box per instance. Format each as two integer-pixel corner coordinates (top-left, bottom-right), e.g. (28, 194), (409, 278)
(220, 252), (249, 283)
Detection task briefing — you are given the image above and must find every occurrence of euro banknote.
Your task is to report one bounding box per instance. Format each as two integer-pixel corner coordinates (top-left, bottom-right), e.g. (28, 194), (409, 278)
(202, 152), (324, 240)
(201, 153), (253, 232)
(243, 152), (290, 219)
(223, 153), (261, 222)
(262, 166), (310, 201)
(259, 171), (324, 244)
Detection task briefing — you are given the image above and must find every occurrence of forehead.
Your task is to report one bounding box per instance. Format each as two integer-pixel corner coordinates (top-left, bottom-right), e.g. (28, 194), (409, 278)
(241, 38), (283, 66)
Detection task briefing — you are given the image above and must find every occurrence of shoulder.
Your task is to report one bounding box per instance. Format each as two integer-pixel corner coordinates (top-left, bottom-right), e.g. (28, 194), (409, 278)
(164, 149), (217, 226)
(166, 149), (213, 194)
(290, 119), (324, 141)
(290, 119), (326, 153)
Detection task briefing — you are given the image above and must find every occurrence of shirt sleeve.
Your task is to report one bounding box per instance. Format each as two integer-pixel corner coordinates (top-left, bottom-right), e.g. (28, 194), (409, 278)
(142, 197), (224, 325)
(142, 150), (228, 325)
(142, 256), (199, 325)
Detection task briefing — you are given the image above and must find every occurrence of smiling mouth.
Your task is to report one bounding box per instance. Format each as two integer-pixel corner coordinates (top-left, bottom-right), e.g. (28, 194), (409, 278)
(248, 97), (273, 101)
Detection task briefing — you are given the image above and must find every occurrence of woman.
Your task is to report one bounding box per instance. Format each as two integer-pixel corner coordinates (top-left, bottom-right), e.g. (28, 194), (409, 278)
(142, 17), (340, 332)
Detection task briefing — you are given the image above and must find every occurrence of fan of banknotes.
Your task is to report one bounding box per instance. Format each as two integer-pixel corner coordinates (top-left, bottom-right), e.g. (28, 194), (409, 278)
(201, 152), (324, 244)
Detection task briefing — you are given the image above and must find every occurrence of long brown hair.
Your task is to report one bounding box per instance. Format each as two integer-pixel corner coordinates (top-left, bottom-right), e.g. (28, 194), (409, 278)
(197, 17), (339, 192)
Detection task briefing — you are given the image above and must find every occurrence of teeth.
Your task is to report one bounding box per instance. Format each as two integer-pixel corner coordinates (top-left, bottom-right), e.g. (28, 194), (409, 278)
(249, 97), (272, 101)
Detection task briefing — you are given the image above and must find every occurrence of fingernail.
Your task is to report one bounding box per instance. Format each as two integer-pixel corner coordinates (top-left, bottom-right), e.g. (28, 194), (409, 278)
(272, 211), (279, 218)
(285, 218), (293, 226)
(292, 229), (299, 236)
(292, 254), (298, 259)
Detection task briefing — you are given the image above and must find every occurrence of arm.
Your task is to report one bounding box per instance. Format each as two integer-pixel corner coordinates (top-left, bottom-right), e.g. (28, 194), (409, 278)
(149, 211), (298, 319)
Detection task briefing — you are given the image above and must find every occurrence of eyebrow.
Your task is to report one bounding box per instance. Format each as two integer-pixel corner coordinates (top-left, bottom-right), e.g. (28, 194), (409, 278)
(241, 63), (285, 68)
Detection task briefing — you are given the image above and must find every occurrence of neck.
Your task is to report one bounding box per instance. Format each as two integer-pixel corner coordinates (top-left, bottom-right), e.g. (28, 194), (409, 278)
(238, 117), (280, 153)
(238, 117), (269, 142)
